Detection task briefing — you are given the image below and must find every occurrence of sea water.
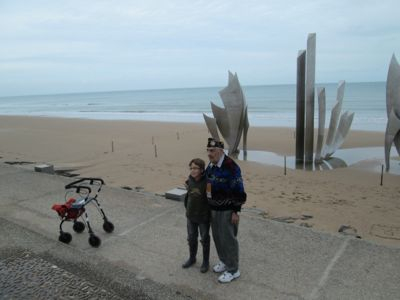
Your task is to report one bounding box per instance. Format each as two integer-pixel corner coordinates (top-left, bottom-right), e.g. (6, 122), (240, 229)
(0, 81), (387, 131)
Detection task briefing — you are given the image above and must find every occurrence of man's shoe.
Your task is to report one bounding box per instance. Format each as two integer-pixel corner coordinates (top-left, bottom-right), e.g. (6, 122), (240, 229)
(218, 270), (240, 283)
(212, 261), (226, 273)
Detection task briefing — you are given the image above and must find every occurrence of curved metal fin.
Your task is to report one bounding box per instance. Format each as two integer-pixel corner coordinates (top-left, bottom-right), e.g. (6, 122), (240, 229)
(203, 114), (220, 141)
(385, 109), (400, 170)
(211, 102), (230, 145)
(386, 54), (400, 118)
(324, 81), (345, 155)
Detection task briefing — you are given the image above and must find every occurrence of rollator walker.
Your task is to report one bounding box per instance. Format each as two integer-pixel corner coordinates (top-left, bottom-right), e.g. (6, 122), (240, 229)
(51, 178), (114, 247)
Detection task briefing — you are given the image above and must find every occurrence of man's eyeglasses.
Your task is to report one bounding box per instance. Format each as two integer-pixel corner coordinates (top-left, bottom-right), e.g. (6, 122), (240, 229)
(189, 167), (201, 170)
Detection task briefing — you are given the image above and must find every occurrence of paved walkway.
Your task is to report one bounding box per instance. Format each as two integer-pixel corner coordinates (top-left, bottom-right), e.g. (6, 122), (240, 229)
(0, 163), (399, 299)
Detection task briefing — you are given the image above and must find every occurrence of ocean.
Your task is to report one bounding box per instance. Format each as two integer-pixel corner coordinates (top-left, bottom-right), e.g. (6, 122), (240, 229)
(0, 81), (387, 131)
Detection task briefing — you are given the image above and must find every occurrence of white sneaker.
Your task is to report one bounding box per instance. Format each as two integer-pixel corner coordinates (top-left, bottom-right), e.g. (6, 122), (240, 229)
(218, 270), (241, 283)
(213, 261), (226, 273)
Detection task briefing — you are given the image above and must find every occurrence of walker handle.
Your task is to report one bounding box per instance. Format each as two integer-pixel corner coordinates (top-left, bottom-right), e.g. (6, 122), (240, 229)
(65, 185), (92, 194)
(65, 178), (104, 189)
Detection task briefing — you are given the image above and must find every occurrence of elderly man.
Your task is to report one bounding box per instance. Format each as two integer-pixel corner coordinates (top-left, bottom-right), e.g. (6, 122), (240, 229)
(205, 138), (246, 283)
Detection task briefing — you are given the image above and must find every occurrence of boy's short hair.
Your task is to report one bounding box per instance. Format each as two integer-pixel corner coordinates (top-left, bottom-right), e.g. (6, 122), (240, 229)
(189, 158), (205, 170)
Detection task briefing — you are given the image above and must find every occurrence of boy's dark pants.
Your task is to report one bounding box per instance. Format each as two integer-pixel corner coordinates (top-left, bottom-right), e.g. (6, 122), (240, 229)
(186, 219), (210, 261)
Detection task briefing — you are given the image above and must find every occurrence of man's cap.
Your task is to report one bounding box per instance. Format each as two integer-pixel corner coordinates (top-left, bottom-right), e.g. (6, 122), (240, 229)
(207, 138), (224, 149)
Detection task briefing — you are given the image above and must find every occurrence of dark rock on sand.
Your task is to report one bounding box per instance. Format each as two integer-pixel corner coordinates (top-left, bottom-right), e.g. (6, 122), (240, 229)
(338, 225), (362, 239)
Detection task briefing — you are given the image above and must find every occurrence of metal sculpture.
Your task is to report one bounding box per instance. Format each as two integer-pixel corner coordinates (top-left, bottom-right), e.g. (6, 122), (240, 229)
(385, 54), (400, 171)
(323, 110), (354, 159)
(296, 34), (354, 165)
(324, 81), (345, 153)
(304, 33), (316, 163)
(295, 50), (306, 164)
(320, 81), (354, 161)
(315, 87), (326, 162)
(203, 71), (249, 155)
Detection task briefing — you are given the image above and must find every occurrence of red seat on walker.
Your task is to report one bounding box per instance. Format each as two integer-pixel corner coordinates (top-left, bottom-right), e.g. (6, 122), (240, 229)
(52, 198), (85, 220)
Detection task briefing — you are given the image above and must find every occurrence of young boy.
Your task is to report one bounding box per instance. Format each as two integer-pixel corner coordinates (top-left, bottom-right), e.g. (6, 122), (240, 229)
(182, 158), (210, 273)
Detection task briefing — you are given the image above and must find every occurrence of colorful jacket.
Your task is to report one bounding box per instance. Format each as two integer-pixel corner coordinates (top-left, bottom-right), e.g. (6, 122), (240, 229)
(205, 155), (246, 212)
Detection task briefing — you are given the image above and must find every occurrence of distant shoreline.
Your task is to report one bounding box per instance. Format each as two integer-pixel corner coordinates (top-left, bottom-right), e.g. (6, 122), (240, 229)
(0, 112), (385, 132)
(0, 81), (388, 131)
(0, 113), (386, 132)
(0, 81), (386, 99)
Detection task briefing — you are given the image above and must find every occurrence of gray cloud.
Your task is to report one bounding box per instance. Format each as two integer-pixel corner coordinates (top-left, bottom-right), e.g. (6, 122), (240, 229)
(0, 0), (399, 96)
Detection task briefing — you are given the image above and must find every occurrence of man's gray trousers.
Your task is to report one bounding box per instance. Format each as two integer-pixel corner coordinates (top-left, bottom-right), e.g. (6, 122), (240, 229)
(211, 210), (239, 273)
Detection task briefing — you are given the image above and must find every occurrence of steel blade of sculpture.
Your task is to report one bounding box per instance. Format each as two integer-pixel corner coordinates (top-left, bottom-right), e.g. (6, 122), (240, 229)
(211, 102), (230, 142)
(385, 54), (400, 171)
(318, 81), (354, 160)
(242, 105), (249, 155)
(316, 160), (331, 171)
(203, 114), (220, 141)
(325, 157), (347, 169)
(324, 111), (354, 159)
(325, 81), (345, 150)
(315, 87), (326, 162)
(295, 50), (306, 164)
(219, 72), (247, 153)
(203, 71), (249, 155)
(304, 33), (316, 163)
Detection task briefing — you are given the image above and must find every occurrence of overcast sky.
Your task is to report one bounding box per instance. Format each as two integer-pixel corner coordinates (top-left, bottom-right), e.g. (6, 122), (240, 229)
(0, 0), (399, 96)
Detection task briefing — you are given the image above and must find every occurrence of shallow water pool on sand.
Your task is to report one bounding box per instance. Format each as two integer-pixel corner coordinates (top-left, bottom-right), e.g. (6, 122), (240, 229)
(236, 147), (400, 175)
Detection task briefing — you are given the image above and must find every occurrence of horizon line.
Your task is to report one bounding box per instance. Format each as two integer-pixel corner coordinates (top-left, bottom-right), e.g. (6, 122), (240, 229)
(0, 80), (386, 99)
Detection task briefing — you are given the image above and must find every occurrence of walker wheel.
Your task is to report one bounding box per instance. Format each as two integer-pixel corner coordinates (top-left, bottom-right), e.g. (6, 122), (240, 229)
(73, 221), (85, 233)
(89, 234), (101, 247)
(103, 221), (114, 233)
(59, 232), (72, 244)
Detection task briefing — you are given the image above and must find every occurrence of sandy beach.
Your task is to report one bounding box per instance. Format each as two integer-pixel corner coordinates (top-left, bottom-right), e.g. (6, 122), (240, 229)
(0, 115), (399, 247)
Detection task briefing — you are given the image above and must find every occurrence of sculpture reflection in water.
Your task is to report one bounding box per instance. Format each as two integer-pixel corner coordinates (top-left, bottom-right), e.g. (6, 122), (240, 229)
(203, 71), (249, 156)
(236, 150), (348, 171)
(312, 157), (347, 171)
(385, 54), (400, 171)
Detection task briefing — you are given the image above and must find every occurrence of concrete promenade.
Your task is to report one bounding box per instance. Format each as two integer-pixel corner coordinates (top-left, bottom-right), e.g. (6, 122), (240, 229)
(0, 163), (399, 299)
